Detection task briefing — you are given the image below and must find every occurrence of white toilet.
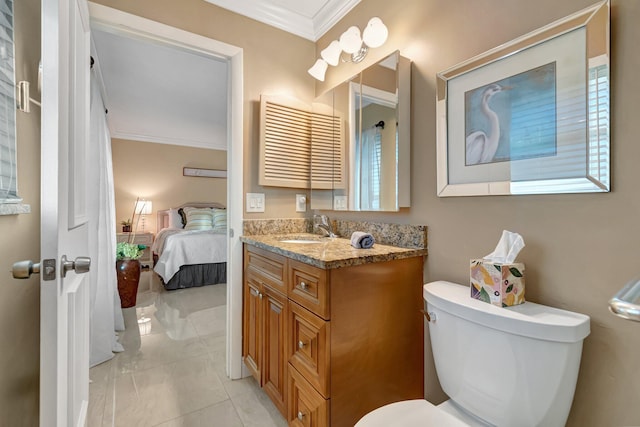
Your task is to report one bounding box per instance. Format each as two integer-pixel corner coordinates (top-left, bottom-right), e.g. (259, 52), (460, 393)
(356, 281), (590, 427)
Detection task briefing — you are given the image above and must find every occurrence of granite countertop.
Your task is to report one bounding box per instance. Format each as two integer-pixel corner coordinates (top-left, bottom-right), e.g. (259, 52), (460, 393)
(240, 233), (427, 269)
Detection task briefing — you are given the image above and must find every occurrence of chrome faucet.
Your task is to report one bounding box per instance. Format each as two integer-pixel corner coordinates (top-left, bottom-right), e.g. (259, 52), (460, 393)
(314, 214), (337, 238)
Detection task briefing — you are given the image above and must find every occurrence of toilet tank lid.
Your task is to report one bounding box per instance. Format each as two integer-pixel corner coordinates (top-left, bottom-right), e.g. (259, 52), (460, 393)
(424, 281), (590, 343)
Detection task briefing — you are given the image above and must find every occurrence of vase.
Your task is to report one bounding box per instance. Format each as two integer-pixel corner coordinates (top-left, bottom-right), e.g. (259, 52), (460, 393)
(122, 225), (131, 232)
(116, 258), (141, 308)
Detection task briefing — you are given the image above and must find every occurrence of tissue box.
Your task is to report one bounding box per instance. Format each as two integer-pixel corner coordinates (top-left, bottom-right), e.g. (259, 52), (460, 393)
(470, 260), (525, 307)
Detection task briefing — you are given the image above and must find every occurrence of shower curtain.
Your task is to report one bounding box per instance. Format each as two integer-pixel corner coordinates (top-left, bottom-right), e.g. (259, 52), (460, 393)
(89, 73), (124, 367)
(358, 127), (382, 210)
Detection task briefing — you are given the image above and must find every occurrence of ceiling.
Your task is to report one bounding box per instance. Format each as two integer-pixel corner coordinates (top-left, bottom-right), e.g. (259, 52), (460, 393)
(92, 27), (229, 151)
(91, 0), (360, 151)
(203, 0), (361, 41)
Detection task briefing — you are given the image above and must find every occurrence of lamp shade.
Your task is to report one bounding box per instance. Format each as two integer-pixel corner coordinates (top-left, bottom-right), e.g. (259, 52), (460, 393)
(339, 26), (363, 54)
(135, 200), (152, 215)
(321, 40), (342, 67)
(362, 17), (388, 48)
(308, 59), (328, 81)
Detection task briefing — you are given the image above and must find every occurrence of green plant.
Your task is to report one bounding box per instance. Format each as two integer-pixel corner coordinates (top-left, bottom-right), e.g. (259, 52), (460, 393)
(120, 219), (132, 227)
(116, 242), (146, 260)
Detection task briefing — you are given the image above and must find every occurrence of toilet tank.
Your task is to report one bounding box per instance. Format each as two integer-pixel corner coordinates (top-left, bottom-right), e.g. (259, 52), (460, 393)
(424, 281), (590, 427)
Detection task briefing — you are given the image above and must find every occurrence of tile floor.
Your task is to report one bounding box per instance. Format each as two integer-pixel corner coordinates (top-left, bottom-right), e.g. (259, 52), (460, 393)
(88, 272), (287, 427)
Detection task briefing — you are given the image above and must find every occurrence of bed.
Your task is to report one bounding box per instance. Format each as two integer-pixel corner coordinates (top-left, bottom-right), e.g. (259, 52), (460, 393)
(152, 202), (227, 290)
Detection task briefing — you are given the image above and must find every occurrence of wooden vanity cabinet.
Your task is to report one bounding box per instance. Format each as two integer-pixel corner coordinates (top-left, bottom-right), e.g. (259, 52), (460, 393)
(243, 244), (424, 426)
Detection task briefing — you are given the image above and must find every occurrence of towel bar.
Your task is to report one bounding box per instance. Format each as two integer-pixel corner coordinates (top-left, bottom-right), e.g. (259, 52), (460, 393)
(609, 277), (640, 322)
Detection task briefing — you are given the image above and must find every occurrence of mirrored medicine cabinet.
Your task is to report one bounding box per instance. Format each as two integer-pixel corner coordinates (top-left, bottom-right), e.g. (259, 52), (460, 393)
(310, 50), (411, 212)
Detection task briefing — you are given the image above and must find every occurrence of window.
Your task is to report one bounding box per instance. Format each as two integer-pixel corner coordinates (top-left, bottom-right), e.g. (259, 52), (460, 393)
(0, 0), (19, 204)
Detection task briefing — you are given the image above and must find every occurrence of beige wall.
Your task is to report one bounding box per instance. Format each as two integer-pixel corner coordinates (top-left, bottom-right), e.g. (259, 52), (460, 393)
(6, 0), (637, 425)
(112, 139), (227, 233)
(0, 0), (41, 423)
(92, 0), (316, 219)
(317, 0), (640, 425)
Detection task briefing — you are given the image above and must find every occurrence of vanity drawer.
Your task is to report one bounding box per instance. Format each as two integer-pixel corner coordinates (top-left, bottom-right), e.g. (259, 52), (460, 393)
(245, 245), (287, 295)
(288, 259), (329, 320)
(289, 301), (330, 398)
(288, 365), (329, 427)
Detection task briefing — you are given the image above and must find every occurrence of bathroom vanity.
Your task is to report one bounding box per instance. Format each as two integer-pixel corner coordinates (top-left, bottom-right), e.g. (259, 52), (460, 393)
(241, 234), (426, 426)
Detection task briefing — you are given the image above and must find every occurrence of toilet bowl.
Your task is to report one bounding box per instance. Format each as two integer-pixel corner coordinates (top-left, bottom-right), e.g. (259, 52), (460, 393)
(356, 399), (480, 427)
(356, 281), (590, 427)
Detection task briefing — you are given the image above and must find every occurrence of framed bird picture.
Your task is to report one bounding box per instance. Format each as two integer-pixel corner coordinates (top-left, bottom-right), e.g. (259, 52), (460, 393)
(435, 0), (610, 197)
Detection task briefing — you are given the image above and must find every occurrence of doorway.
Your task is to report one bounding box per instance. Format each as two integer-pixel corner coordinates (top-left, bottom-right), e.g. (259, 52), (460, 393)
(88, 1), (244, 383)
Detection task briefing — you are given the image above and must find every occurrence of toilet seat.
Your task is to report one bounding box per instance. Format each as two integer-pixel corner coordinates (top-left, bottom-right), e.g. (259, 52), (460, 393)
(355, 400), (471, 426)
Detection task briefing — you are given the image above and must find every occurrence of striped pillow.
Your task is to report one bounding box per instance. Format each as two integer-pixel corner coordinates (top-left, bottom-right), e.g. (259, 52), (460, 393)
(183, 207), (214, 231)
(212, 208), (227, 233)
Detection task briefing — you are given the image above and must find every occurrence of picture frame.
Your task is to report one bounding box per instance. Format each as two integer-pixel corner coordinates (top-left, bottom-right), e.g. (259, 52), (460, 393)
(436, 0), (609, 197)
(183, 167), (227, 178)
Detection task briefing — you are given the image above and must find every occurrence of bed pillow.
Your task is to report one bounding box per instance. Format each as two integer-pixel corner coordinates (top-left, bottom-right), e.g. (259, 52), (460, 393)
(167, 208), (184, 229)
(212, 208), (227, 233)
(183, 207), (214, 231)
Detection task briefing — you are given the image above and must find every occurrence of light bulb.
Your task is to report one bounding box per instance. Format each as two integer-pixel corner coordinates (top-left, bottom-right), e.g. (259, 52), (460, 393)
(321, 40), (342, 67)
(362, 17), (388, 48)
(339, 26), (363, 54)
(308, 59), (328, 81)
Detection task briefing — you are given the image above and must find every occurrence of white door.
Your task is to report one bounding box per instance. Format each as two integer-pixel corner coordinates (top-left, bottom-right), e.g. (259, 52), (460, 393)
(40, 0), (92, 425)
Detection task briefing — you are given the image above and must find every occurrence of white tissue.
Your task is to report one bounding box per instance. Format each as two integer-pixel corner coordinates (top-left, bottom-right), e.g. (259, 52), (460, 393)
(483, 230), (525, 264)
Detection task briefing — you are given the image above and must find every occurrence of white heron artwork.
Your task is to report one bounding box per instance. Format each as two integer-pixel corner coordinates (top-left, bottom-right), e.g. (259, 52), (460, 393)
(465, 83), (510, 165)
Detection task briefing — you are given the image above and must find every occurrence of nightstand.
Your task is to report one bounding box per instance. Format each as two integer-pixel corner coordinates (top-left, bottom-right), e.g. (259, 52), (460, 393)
(116, 232), (154, 267)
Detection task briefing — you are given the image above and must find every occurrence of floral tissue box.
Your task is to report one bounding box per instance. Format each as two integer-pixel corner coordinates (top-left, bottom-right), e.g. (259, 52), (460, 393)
(470, 259), (525, 307)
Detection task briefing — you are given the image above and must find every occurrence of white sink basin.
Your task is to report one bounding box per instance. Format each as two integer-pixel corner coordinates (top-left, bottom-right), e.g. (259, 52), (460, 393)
(280, 239), (324, 244)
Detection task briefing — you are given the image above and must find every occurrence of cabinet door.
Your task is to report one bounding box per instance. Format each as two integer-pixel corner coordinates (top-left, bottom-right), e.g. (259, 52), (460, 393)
(288, 366), (329, 427)
(289, 301), (330, 397)
(262, 285), (288, 416)
(243, 276), (262, 382)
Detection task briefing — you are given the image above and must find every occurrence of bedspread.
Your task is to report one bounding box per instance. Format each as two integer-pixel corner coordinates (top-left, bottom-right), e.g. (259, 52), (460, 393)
(153, 229), (226, 282)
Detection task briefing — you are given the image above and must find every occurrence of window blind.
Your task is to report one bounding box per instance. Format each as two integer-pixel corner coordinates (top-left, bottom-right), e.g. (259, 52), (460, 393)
(0, 0), (18, 203)
(588, 64), (609, 187)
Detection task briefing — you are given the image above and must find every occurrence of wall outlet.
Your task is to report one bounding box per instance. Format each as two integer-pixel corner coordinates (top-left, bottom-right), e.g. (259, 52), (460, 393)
(296, 194), (307, 212)
(334, 195), (347, 210)
(246, 193), (265, 213)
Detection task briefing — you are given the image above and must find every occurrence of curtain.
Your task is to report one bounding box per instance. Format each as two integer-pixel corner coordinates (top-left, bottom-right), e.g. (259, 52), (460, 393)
(89, 73), (124, 367)
(357, 128), (381, 210)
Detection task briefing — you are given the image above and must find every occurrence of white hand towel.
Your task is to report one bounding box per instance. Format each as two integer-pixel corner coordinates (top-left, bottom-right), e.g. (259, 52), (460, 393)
(351, 231), (375, 249)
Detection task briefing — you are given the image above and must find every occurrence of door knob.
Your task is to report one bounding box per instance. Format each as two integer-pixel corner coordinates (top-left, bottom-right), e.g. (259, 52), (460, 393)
(61, 256), (91, 278)
(12, 259), (56, 280)
(12, 260), (41, 279)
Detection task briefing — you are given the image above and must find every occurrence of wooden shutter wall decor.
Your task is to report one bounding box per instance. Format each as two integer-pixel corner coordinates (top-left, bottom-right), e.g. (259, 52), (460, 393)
(259, 95), (344, 189)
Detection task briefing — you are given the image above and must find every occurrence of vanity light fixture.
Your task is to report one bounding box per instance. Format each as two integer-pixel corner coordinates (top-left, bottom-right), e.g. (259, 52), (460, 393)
(308, 17), (389, 81)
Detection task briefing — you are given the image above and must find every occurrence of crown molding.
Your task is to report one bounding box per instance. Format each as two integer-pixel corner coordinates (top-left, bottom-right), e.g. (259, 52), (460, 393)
(110, 131), (227, 151)
(203, 0), (361, 42)
(312, 0), (361, 41)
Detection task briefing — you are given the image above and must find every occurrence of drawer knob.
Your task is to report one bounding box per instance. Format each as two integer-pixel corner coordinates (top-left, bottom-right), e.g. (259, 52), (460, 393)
(300, 281), (308, 290)
(297, 411), (305, 421)
(298, 340), (306, 349)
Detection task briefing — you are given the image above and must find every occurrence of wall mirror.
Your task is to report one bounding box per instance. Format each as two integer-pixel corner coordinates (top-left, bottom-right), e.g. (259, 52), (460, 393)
(310, 50), (411, 211)
(0, 0), (18, 204)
